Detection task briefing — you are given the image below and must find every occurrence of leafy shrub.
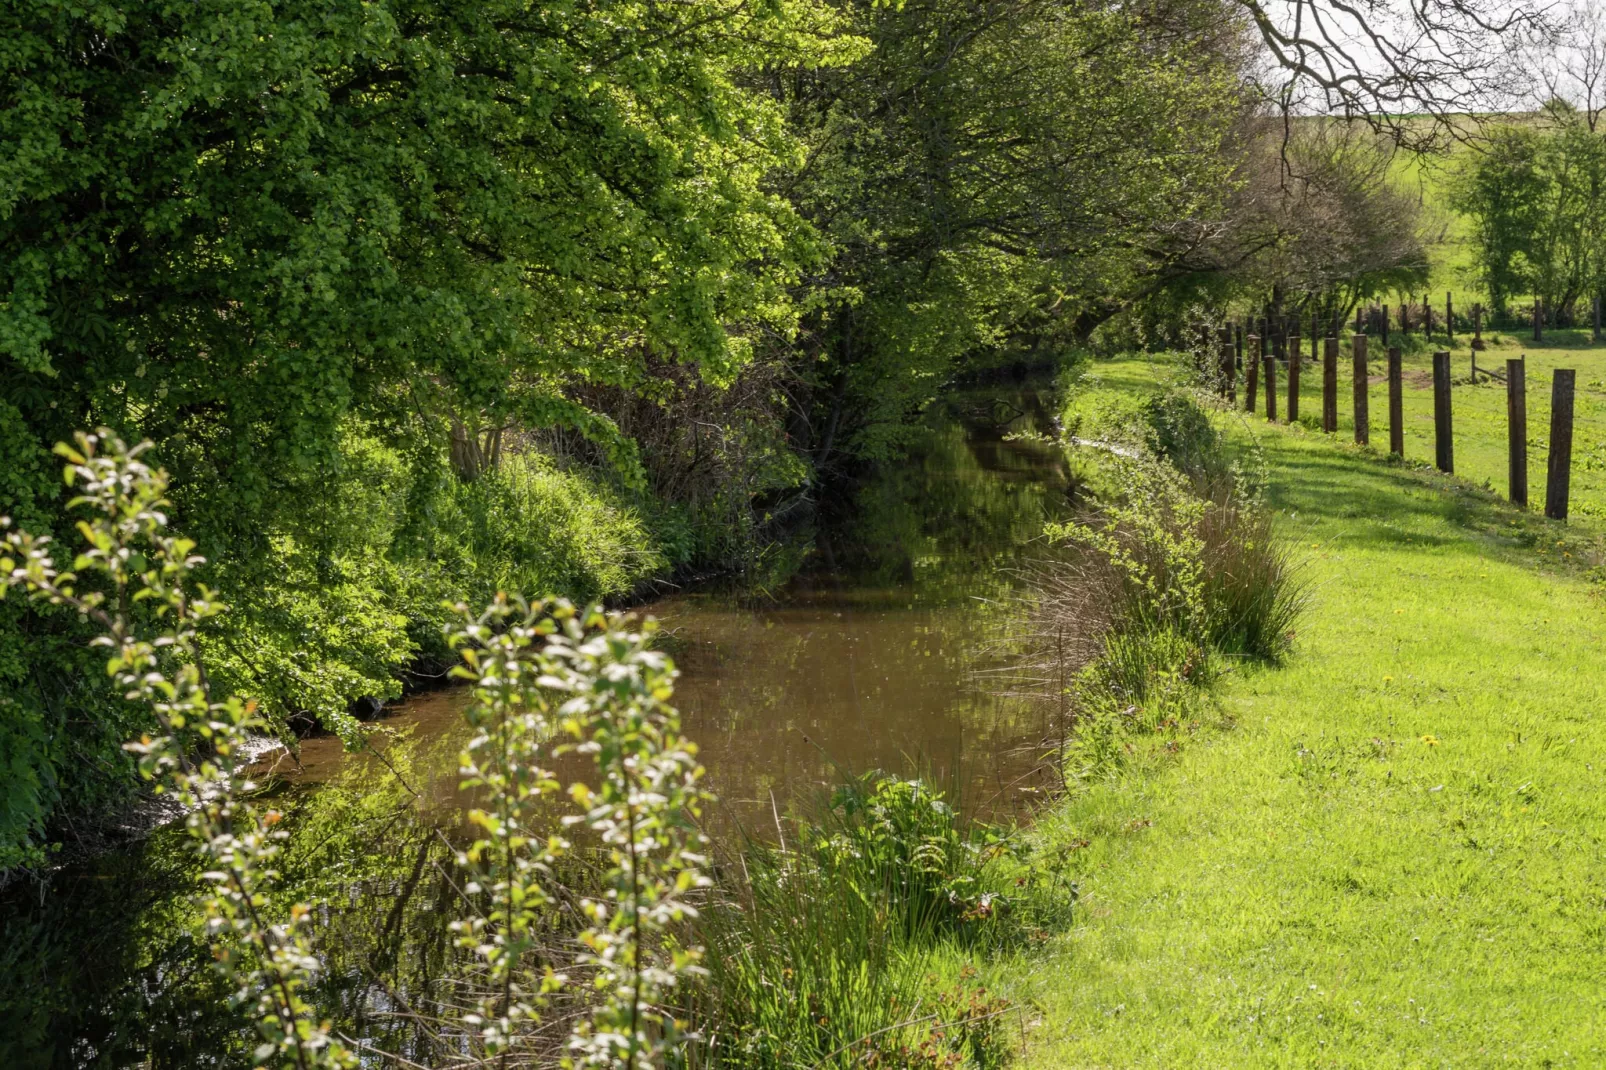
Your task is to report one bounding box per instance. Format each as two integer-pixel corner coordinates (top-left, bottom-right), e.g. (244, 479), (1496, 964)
(1, 431), (711, 1068)
(1045, 415), (1302, 666)
(690, 773), (1053, 1068)
(458, 452), (667, 605)
(1017, 384), (1307, 784)
(1138, 390), (1231, 491)
(0, 419), (684, 873)
(2, 433), (355, 1068)
(811, 774), (1015, 934)
(199, 435), (668, 740)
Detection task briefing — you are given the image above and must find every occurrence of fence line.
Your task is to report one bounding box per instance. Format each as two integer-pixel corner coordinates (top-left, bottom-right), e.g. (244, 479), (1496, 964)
(1195, 310), (1583, 521)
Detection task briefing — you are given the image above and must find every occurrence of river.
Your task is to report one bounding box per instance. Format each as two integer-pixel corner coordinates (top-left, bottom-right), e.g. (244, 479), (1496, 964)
(0, 378), (1073, 1066)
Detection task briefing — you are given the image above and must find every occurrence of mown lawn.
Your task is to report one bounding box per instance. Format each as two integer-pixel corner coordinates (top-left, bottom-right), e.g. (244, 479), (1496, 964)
(1012, 353), (1606, 1066)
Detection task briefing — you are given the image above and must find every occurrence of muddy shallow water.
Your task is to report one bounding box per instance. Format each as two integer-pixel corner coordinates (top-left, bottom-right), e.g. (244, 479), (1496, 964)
(0, 379), (1075, 1066)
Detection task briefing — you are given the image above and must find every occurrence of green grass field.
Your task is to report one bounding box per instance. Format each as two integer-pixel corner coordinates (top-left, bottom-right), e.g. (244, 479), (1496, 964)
(1391, 144), (1482, 309)
(1010, 351), (1606, 1066)
(1254, 329), (1606, 522)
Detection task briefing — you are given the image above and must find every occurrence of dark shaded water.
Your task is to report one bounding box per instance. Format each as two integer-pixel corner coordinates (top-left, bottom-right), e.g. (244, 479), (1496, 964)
(0, 381), (1073, 1067)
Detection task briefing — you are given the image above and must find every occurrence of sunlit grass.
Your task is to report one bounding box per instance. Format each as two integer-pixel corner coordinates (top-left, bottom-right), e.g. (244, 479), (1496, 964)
(1278, 332), (1606, 522)
(1008, 352), (1606, 1065)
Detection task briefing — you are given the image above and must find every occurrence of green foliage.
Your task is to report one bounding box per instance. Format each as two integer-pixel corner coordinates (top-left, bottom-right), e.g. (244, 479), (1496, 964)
(1, 432), (355, 1069)
(1452, 116), (1606, 323)
(1053, 382), (1302, 663)
(783, 0), (1247, 466)
(453, 455), (668, 607)
(0, 413), (677, 862)
(1138, 390), (1234, 490)
(0, 0), (1269, 872)
(1049, 454), (1214, 644)
(812, 773), (1018, 935)
(1197, 489), (1308, 660)
(693, 773), (1052, 1069)
(2, 430), (730, 1068)
(444, 596), (714, 1066)
(0, 0), (853, 867)
(1028, 377), (1305, 795)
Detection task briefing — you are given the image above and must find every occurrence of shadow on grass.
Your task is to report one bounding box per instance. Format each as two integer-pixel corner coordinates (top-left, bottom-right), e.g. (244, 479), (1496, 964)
(1234, 428), (1598, 574)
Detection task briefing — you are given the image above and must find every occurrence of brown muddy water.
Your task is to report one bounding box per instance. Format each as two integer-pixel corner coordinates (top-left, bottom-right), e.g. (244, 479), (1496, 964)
(0, 381), (1076, 1067)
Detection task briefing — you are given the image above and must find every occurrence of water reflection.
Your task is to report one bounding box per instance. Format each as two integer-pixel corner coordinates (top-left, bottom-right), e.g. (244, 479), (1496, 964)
(0, 379), (1073, 1066)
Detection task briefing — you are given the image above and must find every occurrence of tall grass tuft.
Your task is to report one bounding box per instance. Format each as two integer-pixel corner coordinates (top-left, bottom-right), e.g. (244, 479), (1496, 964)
(685, 773), (1052, 1069)
(1197, 485), (1309, 660)
(1008, 386), (1308, 778)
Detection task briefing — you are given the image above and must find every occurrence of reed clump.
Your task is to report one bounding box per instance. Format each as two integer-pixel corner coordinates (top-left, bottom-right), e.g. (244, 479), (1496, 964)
(1016, 386), (1309, 780)
(685, 772), (1070, 1069)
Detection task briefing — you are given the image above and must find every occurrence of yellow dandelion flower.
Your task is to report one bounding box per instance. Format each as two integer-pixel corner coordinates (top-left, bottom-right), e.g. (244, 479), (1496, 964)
(1420, 734), (1440, 747)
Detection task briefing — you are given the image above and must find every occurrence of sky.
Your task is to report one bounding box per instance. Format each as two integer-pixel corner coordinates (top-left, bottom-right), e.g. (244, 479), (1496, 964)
(1250, 0), (1584, 117)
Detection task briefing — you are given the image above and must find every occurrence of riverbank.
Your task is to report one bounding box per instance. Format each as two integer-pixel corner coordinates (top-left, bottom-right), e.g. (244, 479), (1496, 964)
(1011, 355), (1606, 1063)
(0, 380), (1074, 1066)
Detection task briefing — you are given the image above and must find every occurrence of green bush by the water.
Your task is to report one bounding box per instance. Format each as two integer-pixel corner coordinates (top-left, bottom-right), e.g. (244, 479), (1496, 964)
(0, 428), (675, 870)
(1022, 378), (1308, 791)
(692, 773), (1069, 1068)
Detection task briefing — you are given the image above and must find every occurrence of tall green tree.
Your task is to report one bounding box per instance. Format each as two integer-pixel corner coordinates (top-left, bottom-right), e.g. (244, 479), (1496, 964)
(0, 0), (851, 867)
(1454, 111), (1606, 323)
(777, 0), (1250, 466)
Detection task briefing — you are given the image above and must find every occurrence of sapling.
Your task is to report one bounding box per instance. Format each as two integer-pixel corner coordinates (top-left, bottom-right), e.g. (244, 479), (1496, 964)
(4, 430), (715, 1070)
(0, 432), (353, 1070)
(445, 597), (712, 1068)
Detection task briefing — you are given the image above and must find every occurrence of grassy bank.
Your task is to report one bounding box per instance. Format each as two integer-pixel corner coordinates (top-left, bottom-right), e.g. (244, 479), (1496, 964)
(1015, 354), (1606, 1063)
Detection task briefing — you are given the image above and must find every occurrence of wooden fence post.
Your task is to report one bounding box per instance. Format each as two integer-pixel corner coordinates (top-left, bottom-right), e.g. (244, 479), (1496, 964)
(1388, 346), (1403, 456)
(1245, 334), (1260, 411)
(1235, 322), (1244, 370)
(1507, 357), (1527, 508)
(1322, 336), (1338, 433)
(1221, 342), (1237, 402)
(1381, 303), (1390, 346)
(1352, 334), (1370, 445)
(1446, 292), (1454, 344)
(1433, 350), (1453, 473)
(1594, 294), (1602, 342)
(1287, 333), (1301, 423)
(1533, 297), (1543, 342)
(1472, 303), (1484, 350)
(1264, 349), (1277, 422)
(1546, 368), (1575, 520)
(1401, 301), (1410, 338)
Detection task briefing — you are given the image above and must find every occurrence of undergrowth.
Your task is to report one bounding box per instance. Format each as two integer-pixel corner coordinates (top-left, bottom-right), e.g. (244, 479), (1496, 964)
(1023, 379), (1309, 785)
(2, 428), (1061, 1070)
(690, 773), (1072, 1069)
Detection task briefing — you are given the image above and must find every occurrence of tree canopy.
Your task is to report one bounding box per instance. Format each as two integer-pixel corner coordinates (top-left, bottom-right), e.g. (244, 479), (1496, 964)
(0, 0), (1449, 868)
